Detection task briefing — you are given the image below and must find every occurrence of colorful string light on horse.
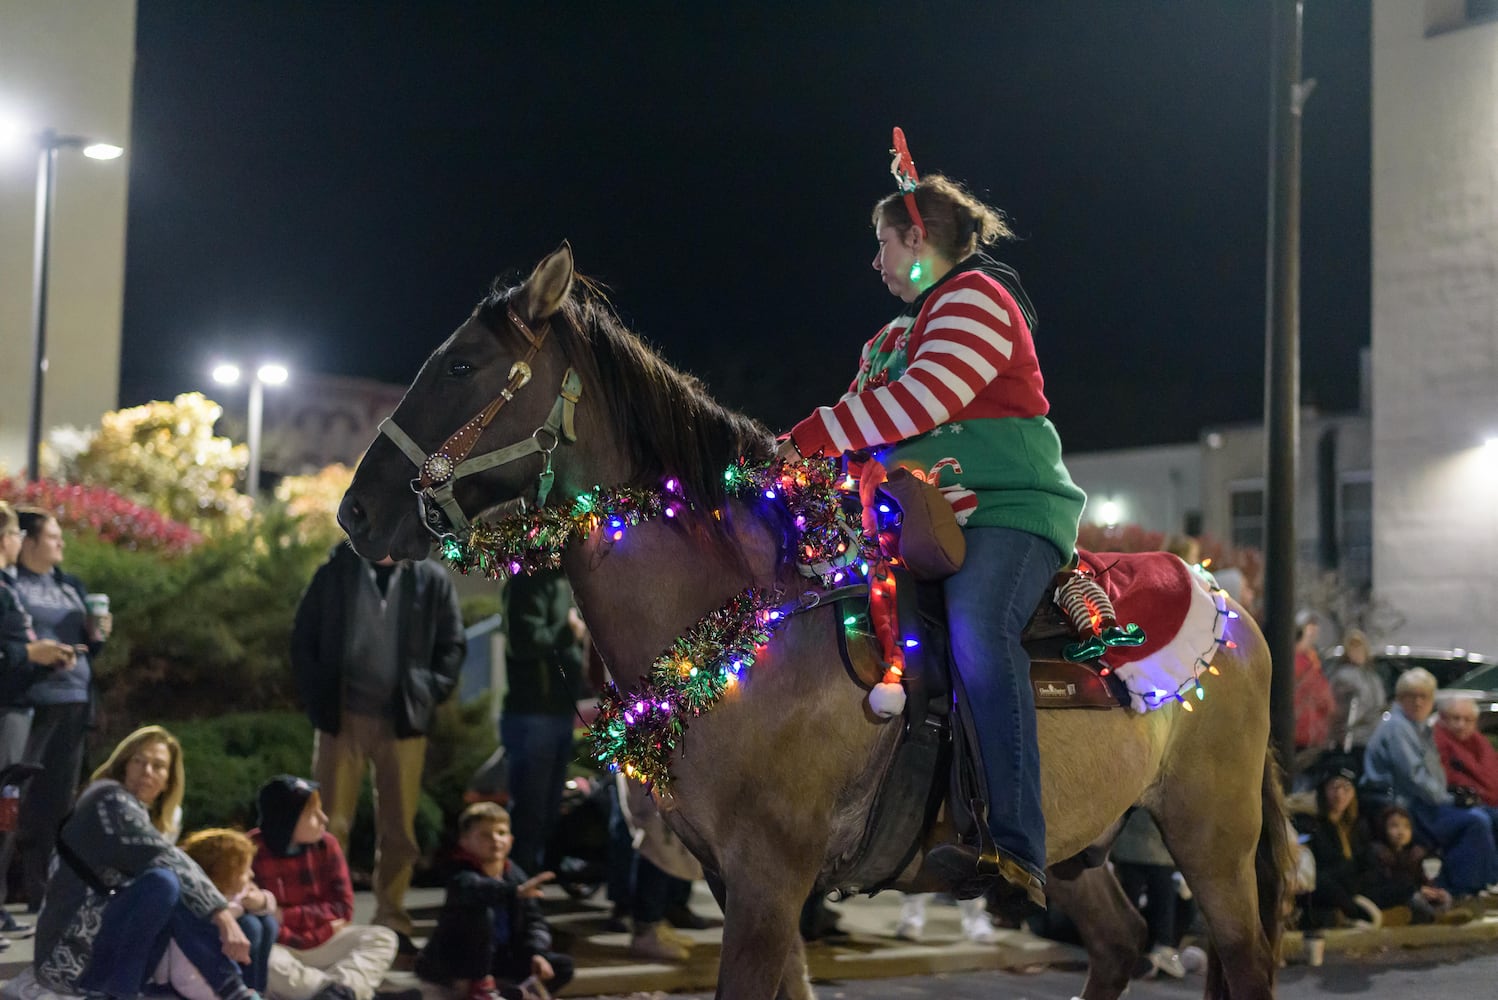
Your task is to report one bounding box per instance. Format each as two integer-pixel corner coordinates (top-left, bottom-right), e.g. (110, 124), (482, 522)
(775, 128), (1086, 906)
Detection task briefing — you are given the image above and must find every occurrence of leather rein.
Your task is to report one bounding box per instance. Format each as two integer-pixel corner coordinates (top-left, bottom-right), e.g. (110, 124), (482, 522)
(377, 302), (583, 541)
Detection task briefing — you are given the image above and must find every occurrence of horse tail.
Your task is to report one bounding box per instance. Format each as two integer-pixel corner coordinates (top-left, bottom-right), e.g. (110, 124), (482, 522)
(1207, 745), (1291, 996)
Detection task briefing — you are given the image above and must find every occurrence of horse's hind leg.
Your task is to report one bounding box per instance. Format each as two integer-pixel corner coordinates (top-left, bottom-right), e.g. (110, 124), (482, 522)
(1156, 755), (1281, 1000)
(1044, 865), (1147, 1000)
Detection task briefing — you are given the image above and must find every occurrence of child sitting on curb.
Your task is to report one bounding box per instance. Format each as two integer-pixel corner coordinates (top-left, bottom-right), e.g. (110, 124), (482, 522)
(163, 828), (280, 998)
(416, 802), (573, 1000)
(248, 775), (417, 1000)
(1365, 804), (1469, 925)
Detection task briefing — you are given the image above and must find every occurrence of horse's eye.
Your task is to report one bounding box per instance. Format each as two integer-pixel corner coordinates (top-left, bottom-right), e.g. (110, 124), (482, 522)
(447, 360), (474, 378)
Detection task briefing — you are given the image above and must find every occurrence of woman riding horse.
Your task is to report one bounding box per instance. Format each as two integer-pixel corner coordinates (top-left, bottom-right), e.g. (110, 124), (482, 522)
(776, 133), (1084, 905)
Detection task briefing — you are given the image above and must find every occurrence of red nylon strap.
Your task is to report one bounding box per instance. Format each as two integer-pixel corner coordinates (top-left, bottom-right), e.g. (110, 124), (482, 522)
(417, 305), (550, 489)
(890, 127), (925, 238)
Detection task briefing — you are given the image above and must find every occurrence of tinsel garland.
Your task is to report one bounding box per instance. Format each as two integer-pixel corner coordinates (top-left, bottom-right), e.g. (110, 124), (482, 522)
(440, 457), (872, 585)
(587, 587), (789, 787)
(440, 484), (669, 578)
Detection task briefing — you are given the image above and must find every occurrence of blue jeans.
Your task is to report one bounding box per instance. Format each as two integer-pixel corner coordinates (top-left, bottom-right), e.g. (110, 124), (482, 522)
(77, 867), (248, 999)
(606, 780), (634, 909)
(943, 526), (1062, 878)
(238, 910), (279, 990)
(500, 713), (576, 874)
(1410, 801), (1498, 896)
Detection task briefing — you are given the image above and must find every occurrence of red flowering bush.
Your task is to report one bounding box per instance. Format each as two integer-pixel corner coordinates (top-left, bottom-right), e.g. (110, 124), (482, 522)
(0, 477), (201, 555)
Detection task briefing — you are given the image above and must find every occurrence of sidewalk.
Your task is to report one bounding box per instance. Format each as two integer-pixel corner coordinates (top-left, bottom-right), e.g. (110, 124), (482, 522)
(3, 885), (1496, 997)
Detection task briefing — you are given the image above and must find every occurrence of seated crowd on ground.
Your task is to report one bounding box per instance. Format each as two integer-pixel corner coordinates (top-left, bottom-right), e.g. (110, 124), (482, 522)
(1288, 661), (1498, 932)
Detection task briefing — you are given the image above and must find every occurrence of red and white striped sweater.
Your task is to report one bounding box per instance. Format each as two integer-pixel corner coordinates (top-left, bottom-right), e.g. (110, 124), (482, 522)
(790, 269), (1050, 458)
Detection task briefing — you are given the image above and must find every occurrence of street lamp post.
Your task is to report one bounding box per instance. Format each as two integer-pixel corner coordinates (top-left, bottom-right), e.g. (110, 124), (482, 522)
(21, 128), (124, 482)
(212, 362), (289, 495)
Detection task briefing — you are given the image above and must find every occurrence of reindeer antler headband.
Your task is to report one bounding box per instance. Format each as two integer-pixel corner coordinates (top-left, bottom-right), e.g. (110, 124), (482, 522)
(889, 126), (925, 238)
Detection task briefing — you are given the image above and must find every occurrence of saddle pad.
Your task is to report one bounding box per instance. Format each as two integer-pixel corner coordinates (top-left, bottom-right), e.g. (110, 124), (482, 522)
(1075, 550), (1230, 713)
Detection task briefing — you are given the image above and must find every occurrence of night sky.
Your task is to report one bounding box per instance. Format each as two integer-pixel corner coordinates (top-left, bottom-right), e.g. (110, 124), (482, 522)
(119, 1), (1370, 451)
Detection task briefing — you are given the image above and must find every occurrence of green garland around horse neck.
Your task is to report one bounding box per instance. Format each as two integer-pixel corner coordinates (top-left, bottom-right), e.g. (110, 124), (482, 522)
(588, 586), (792, 787)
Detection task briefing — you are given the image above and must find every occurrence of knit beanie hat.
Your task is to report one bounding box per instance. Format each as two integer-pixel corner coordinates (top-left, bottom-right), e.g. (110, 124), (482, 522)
(257, 774), (319, 857)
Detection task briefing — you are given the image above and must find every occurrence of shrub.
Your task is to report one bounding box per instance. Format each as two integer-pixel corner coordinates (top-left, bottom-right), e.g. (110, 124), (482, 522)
(275, 464), (355, 548)
(53, 393), (253, 534)
(63, 508), (333, 723)
(171, 712), (317, 832)
(0, 477), (201, 554)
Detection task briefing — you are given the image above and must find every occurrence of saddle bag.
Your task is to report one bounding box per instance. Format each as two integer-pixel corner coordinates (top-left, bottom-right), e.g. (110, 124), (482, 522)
(879, 468), (965, 580)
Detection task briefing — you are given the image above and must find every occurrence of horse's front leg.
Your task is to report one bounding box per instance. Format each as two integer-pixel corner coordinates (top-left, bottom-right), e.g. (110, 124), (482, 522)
(775, 931), (814, 1000)
(715, 851), (819, 1000)
(1044, 864), (1147, 1000)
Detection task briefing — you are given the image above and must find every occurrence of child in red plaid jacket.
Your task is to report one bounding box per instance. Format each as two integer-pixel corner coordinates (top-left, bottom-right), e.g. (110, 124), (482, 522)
(249, 775), (414, 1000)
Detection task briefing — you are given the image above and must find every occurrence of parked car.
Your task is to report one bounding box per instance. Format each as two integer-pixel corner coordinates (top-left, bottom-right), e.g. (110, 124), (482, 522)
(1322, 644), (1498, 701)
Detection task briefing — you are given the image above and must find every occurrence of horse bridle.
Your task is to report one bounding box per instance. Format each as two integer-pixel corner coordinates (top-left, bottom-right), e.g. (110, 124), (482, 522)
(377, 302), (583, 541)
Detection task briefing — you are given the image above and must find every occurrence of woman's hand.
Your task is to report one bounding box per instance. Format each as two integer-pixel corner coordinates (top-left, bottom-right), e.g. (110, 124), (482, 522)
(26, 639), (75, 669)
(531, 953), (555, 981)
(213, 907), (251, 964)
(518, 871), (556, 899)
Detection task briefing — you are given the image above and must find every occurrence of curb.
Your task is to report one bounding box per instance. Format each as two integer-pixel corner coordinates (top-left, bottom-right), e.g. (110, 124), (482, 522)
(558, 929), (1085, 996)
(1282, 911), (1498, 962)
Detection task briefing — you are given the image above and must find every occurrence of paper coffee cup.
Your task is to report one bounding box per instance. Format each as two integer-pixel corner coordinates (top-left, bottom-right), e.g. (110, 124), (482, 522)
(1422, 857), (1443, 881)
(85, 593), (110, 616)
(1306, 937), (1325, 966)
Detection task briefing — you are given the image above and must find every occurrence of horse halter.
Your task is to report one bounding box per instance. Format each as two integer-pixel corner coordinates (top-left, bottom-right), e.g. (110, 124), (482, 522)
(377, 302), (584, 541)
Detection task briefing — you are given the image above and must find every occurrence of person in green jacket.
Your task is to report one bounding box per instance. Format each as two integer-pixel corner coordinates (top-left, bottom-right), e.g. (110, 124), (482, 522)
(502, 568), (590, 875)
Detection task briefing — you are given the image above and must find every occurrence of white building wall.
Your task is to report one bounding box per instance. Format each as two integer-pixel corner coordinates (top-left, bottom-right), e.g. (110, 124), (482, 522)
(1065, 442), (1201, 534)
(1372, 1), (1498, 652)
(0, 2), (136, 475)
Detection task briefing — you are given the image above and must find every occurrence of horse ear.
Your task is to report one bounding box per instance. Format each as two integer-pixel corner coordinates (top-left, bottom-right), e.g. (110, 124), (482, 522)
(524, 241), (576, 321)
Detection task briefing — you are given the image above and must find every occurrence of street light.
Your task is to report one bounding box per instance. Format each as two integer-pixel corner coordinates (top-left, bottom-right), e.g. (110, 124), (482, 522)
(7, 123), (127, 482)
(212, 361), (291, 495)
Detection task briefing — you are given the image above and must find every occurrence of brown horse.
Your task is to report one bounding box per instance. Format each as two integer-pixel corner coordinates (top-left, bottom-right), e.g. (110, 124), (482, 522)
(340, 245), (1288, 1000)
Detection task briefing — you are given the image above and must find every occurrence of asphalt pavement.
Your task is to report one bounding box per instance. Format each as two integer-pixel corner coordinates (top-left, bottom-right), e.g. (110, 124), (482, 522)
(5, 882), (1498, 998)
(645, 951), (1498, 999)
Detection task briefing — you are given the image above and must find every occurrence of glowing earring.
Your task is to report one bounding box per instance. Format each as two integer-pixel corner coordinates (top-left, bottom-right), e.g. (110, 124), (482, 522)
(908, 259), (924, 283)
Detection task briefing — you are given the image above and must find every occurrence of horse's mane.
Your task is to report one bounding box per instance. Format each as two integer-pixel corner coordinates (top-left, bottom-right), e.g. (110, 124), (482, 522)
(479, 276), (776, 520)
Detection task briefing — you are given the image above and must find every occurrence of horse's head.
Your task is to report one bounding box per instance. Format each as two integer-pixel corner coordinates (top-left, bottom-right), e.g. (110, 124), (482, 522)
(340, 243), (581, 561)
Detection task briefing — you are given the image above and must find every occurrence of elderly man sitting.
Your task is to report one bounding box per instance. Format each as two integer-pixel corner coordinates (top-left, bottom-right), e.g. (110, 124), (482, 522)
(1435, 697), (1498, 808)
(1361, 668), (1498, 898)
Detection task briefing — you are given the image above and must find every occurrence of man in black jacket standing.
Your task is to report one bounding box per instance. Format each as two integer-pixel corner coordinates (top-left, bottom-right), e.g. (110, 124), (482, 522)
(292, 545), (465, 952)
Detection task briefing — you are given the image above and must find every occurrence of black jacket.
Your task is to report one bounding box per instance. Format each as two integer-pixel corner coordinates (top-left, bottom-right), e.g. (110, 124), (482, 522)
(419, 853), (552, 979)
(1294, 810), (1370, 912)
(291, 545), (465, 737)
(0, 579), (43, 707)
